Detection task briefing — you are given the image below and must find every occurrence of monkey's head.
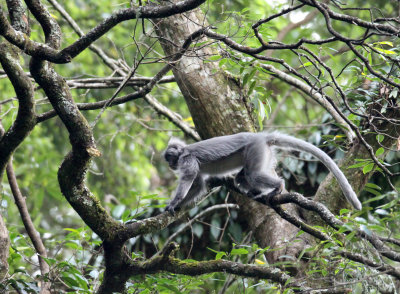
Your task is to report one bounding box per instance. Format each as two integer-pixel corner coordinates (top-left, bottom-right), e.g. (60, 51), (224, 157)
(163, 138), (186, 170)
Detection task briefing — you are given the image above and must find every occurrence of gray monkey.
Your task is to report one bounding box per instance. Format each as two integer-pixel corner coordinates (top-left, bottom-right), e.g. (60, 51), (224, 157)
(163, 132), (362, 214)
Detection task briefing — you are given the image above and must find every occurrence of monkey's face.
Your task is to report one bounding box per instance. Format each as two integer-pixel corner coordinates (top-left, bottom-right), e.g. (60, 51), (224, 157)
(164, 145), (183, 170)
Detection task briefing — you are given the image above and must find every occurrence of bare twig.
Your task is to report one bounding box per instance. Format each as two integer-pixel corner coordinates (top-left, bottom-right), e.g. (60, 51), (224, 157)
(6, 159), (51, 292)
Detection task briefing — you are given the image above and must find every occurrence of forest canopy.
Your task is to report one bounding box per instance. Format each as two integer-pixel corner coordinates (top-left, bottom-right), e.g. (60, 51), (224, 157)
(0, 0), (399, 293)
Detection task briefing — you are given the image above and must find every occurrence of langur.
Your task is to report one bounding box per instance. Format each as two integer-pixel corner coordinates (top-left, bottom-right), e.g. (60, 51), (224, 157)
(163, 132), (361, 214)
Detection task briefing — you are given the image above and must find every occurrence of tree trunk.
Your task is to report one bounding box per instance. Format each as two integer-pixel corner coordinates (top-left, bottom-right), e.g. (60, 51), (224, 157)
(154, 1), (306, 263)
(0, 213), (9, 281)
(153, 7), (253, 138)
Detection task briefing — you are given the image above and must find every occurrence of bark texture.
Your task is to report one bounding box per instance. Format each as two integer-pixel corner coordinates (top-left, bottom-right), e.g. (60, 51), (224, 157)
(154, 6), (254, 138)
(0, 213), (9, 281)
(155, 0), (306, 263)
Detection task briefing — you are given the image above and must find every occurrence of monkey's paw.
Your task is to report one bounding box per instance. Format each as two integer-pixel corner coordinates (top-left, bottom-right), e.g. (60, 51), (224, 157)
(165, 204), (176, 215)
(252, 182), (284, 206)
(165, 204), (181, 216)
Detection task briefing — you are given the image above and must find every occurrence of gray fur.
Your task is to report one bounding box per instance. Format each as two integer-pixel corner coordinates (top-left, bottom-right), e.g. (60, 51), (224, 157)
(163, 132), (362, 214)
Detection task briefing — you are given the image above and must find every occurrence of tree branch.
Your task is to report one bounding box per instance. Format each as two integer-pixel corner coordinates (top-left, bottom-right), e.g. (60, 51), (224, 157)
(258, 62), (355, 142)
(161, 203), (238, 251)
(97, 242), (304, 294)
(0, 0), (206, 63)
(0, 42), (35, 177)
(6, 158), (51, 293)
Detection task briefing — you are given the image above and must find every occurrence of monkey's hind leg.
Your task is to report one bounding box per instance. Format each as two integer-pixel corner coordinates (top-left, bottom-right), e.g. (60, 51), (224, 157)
(243, 138), (284, 205)
(234, 169), (254, 194)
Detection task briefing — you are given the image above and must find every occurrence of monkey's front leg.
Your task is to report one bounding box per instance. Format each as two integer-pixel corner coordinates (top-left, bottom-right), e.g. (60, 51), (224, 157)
(166, 174), (196, 215)
(167, 175), (206, 214)
(166, 155), (199, 215)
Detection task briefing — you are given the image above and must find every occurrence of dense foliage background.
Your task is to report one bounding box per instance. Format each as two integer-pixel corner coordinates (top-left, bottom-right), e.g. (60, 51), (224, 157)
(0, 0), (399, 293)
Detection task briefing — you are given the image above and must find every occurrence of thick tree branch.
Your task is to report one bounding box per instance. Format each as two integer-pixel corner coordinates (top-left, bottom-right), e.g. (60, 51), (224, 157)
(0, 0), (206, 63)
(30, 57), (123, 240)
(24, 0), (61, 48)
(35, 27), (206, 142)
(47, 0), (198, 140)
(6, 0), (29, 34)
(205, 177), (400, 269)
(46, 0), (124, 75)
(32, 24), (208, 242)
(97, 242), (303, 294)
(25, 0), (122, 240)
(0, 42), (35, 177)
(133, 248), (299, 286)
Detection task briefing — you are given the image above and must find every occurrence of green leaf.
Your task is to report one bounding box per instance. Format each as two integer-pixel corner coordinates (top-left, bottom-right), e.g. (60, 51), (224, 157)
(364, 187), (381, 196)
(362, 163), (374, 174)
(247, 80), (256, 95)
(374, 41), (393, 47)
(230, 248), (249, 255)
(243, 68), (257, 86)
(216, 252), (227, 260)
(375, 147), (384, 156)
(348, 113), (357, 121)
(64, 228), (81, 234)
(377, 199), (398, 209)
(160, 284), (181, 293)
(300, 61), (312, 67)
(365, 183), (382, 190)
(376, 134), (384, 142)
(347, 161), (369, 169)
(207, 247), (219, 254)
(64, 241), (81, 250)
(372, 47), (396, 55)
(208, 55), (221, 61)
(62, 276), (79, 288)
(345, 231), (357, 241)
(363, 193), (387, 204)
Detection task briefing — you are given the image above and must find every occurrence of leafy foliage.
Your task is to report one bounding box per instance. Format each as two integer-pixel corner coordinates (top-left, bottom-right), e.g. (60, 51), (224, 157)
(0, 0), (400, 293)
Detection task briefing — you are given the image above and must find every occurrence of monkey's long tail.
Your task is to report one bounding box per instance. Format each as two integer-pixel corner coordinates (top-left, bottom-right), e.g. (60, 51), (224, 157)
(264, 132), (362, 210)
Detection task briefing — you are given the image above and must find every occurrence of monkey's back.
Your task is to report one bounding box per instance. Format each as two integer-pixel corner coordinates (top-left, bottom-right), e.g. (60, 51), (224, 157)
(186, 132), (256, 163)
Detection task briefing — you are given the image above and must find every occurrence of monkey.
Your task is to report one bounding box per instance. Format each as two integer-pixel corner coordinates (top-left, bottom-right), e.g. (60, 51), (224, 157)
(163, 132), (362, 214)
